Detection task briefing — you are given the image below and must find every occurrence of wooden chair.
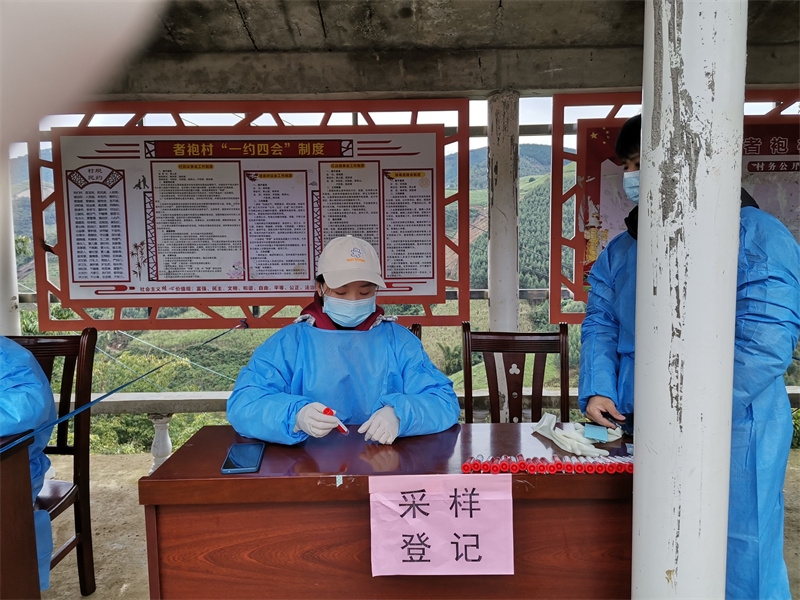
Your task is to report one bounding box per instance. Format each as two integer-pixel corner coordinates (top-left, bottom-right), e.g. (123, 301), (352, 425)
(8, 328), (98, 596)
(462, 321), (569, 424)
(409, 323), (422, 340)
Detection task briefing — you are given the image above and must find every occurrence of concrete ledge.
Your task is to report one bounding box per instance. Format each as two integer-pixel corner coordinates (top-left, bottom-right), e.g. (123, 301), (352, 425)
(63, 386), (800, 415)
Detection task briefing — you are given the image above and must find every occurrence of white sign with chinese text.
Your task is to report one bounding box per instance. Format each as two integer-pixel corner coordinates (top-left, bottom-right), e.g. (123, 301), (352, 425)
(369, 474), (514, 576)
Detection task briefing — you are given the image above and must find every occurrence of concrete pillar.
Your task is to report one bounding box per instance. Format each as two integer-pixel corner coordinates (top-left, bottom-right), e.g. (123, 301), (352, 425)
(148, 413), (173, 474)
(487, 90), (520, 333)
(632, 1), (747, 597)
(0, 156), (22, 335)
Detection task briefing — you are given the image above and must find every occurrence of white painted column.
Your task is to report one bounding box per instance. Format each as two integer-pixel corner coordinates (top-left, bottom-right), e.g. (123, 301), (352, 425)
(632, 1), (747, 597)
(0, 156), (22, 335)
(487, 90), (520, 333)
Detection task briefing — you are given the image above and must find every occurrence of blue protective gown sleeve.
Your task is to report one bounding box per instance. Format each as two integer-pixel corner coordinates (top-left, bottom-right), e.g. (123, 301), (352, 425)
(578, 231), (638, 415)
(725, 207), (800, 600)
(0, 336), (57, 590)
(227, 321), (460, 445)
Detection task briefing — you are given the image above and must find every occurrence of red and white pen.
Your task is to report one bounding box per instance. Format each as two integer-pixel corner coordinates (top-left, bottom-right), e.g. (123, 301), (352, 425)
(322, 407), (349, 435)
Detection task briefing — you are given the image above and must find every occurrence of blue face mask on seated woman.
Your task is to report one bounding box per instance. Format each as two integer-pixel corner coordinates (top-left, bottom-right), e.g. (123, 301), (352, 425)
(623, 170), (640, 204)
(323, 294), (376, 328)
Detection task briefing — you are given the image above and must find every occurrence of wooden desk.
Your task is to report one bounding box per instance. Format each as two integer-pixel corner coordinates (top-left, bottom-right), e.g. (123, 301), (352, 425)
(0, 433), (41, 600)
(140, 424), (632, 599)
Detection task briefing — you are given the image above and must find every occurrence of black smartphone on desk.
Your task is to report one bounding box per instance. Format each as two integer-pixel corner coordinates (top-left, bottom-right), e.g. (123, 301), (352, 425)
(221, 442), (265, 474)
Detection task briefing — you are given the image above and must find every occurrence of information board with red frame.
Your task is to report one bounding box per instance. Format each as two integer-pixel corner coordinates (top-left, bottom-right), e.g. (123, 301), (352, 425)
(29, 99), (471, 331)
(550, 90), (800, 324)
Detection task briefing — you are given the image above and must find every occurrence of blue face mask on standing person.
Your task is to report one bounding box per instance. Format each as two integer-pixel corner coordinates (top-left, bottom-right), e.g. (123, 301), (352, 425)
(323, 294), (376, 328)
(623, 170), (640, 204)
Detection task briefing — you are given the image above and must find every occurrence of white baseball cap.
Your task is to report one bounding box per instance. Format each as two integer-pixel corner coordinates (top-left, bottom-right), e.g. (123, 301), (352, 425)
(317, 235), (386, 289)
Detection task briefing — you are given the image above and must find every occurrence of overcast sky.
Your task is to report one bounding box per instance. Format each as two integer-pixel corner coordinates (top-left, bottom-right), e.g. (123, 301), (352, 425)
(9, 99), (792, 160)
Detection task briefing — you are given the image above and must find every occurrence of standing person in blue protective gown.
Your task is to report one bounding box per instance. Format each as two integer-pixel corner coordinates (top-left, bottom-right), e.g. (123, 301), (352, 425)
(228, 235), (460, 446)
(578, 114), (800, 599)
(0, 336), (57, 591)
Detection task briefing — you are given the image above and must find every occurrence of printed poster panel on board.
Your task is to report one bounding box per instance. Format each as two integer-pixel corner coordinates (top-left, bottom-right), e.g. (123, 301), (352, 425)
(578, 120), (800, 285)
(58, 131), (440, 302)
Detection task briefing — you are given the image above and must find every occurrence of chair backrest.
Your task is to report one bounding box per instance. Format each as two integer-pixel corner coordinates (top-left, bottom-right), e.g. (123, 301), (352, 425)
(409, 323), (422, 340)
(462, 321), (569, 423)
(7, 328), (97, 471)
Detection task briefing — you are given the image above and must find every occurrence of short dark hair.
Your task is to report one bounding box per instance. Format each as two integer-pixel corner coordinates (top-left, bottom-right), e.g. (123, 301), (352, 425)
(615, 114), (641, 161)
(315, 274), (325, 284)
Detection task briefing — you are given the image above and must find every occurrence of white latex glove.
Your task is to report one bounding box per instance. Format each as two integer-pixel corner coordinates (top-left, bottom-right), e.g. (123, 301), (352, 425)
(293, 402), (340, 438)
(553, 428), (609, 457)
(531, 413), (609, 457)
(358, 406), (400, 445)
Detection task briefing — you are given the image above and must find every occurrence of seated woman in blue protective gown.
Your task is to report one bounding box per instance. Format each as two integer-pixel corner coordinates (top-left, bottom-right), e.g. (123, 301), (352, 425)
(228, 235), (460, 446)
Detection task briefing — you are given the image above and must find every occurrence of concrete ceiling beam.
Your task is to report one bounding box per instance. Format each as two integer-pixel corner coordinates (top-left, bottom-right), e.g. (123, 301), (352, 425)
(102, 43), (797, 101)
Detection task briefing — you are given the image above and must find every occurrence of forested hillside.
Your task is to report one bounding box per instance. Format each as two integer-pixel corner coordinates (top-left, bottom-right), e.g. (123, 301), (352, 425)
(467, 167), (575, 289)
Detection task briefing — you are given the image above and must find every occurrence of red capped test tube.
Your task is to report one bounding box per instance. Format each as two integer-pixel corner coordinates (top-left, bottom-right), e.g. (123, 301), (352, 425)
(499, 455), (511, 472)
(508, 456), (520, 473)
(527, 458), (538, 474)
(322, 407), (349, 435)
(516, 454), (527, 471)
(489, 457), (502, 474)
(471, 454), (484, 473)
(543, 456), (557, 474)
(592, 458), (607, 474)
(462, 458), (474, 474)
(481, 456), (492, 473)
(611, 456), (631, 473)
(552, 455), (564, 472)
(563, 457), (575, 474)
(536, 458), (548, 474)
(571, 456), (585, 474)
(579, 456), (595, 474)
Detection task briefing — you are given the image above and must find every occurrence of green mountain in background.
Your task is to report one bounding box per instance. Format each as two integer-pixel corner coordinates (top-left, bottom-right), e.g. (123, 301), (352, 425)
(11, 148), (55, 240)
(444, 143), (574, 190)
(11, 148), (53, 185)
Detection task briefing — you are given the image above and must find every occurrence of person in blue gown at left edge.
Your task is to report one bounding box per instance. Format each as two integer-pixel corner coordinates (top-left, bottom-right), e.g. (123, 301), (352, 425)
(228, 235), (460, 445)
(0, 336), (57, 591)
